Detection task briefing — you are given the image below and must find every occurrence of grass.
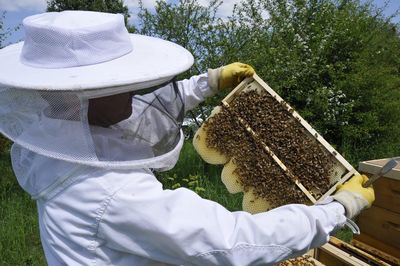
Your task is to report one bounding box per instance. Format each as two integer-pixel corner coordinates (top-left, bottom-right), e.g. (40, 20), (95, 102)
(156, 141), (243, 211)
(0, 143), (46, 265)
(0, 139), (351, 264)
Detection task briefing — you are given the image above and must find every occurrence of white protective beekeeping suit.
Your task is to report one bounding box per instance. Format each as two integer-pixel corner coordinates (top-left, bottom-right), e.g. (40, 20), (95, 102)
(0, 11), (347, 266)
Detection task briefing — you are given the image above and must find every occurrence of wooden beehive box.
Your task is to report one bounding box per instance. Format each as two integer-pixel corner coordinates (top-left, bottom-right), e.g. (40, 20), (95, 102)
(355, 157), (400, 261)
(204, 74), (360, 209)
(314, 157), (400, 266)
(314, 237), (394, 266)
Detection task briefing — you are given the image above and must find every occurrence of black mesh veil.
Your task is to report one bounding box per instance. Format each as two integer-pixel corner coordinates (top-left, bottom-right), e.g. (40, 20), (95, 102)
(0, 79), (185, 170)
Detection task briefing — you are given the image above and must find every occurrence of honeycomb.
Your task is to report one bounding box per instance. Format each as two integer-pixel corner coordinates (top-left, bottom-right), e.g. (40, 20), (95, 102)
(277, 255), (319, 266)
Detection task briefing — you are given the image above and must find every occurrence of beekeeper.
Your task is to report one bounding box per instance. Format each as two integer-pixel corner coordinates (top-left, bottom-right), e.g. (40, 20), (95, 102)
(0, 11), (374, 266)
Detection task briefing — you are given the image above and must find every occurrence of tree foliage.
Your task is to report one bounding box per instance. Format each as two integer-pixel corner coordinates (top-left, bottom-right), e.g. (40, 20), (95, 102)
(136, 0), (400, 163)
(0, 11), (20, 49)
(47, 0), (130, 24)
(0, 12), (7, 48)
(136, 0), (224, 76)
(231, 0), (400, 162)
(136, 0), (230, 116)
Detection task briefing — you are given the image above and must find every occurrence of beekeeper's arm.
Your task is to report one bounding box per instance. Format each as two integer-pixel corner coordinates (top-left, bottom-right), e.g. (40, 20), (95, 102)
(98, 171), (353, 266)
(178, 62), (255, 112)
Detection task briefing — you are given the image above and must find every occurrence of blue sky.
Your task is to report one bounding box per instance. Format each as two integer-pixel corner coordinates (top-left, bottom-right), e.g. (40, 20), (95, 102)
(1, 0), (399, 46)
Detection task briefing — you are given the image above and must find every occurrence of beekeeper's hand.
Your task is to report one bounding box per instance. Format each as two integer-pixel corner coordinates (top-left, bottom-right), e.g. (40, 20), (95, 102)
(208, 62), (255, 91)
(332, 175), (375, 219)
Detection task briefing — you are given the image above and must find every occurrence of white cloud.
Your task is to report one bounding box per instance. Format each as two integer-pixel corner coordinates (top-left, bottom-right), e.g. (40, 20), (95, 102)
(214, 0), (240, 18)
(0, 0), (245, 20)
(125, 0), (240, 20)
(125, 0), (270, 27)
(195, 0), (238, 17)
(124, 0), (158, 11)
(0, 0), (46, 11)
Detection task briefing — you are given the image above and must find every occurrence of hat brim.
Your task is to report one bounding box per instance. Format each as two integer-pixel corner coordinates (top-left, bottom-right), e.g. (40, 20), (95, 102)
(0, 34), (194, 91)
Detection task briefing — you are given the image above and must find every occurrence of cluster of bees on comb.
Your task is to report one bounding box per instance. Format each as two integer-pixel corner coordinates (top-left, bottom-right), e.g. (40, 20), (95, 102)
(194, 84), (337, 213)
(277, 255), (318, 266)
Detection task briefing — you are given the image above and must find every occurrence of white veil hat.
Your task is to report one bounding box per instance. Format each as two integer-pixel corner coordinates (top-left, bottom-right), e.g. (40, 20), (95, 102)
(0, 10), (194, 91)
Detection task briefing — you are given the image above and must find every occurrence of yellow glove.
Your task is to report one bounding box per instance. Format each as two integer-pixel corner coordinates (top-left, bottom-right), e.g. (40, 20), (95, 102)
(332, 175), (375, 218)
(208, 62), (255, 91)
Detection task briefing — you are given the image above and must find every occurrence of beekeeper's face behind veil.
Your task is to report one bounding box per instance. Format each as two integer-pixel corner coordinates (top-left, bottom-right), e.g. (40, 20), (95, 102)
(0, 10), (194, 171)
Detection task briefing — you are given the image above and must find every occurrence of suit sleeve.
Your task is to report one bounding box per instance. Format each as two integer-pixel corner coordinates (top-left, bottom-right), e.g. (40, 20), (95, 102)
(98, 172), (346, 266)
(176, 73), (217, 112)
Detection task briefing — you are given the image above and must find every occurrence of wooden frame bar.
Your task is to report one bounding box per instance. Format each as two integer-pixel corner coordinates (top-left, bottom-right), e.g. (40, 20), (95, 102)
(329, 237), (392, 266)
(319, 243), (371, 266)
(351, 239), (400, 265)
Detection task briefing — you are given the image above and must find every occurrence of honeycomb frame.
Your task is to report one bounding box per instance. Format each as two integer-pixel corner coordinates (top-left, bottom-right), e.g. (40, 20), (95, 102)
(220, 74), (359, 203)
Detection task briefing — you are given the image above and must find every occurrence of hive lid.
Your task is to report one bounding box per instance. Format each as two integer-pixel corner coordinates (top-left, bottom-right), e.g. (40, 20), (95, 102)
(358, 157), (400, 180)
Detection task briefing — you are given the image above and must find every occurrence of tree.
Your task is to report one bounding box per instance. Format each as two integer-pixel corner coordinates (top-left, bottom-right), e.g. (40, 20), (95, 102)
(0, 11), (20, 49)
(137, 0), (400, 163)
(47, 0), (130, 25)
(0, 12), (7, 48)
(136, 0), (229, 124)
(137, 0), (224, 76)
